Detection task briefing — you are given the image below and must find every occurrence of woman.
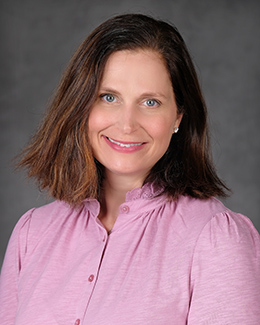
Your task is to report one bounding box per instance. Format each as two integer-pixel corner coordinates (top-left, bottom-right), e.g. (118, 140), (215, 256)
(0, 13), (259, 324)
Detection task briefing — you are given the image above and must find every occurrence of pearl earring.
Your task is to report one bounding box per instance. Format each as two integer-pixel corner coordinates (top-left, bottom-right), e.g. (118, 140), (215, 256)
(174, 127), (179, 133)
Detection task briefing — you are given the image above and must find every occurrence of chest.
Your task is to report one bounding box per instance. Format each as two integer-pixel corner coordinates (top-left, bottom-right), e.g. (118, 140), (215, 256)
(16, 213), (193, 325)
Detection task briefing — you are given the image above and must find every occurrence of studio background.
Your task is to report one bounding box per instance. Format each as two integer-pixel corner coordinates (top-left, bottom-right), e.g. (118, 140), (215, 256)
(1, 0), (259, 267)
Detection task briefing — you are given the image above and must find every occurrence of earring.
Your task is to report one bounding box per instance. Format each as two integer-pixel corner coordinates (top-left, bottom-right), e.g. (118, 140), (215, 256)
(174, 127), (179, 133)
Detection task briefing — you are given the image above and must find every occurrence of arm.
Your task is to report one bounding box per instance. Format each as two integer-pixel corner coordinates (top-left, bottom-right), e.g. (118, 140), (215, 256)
(0, 210), (33, 325)
(188, 211), (260, 324)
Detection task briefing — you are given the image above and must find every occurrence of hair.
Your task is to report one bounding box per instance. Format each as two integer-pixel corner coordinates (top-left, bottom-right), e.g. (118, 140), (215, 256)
(18, 13), (229, 205)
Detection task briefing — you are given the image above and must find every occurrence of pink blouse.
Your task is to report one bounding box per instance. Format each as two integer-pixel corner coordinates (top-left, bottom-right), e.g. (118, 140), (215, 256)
(0, 184), (260, 324)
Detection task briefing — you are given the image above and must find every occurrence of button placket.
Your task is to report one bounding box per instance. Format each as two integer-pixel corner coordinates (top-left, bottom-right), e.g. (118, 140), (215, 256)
(120, 205), (130, 214)
(77, 223), (109, 323)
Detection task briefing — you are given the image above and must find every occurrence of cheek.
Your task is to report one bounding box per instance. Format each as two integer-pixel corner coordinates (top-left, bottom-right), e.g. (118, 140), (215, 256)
(88, 110), (105, 136)
(89, 107), (115, 132)
(87, 113), (100, 146)
(148, 118), (175, 142)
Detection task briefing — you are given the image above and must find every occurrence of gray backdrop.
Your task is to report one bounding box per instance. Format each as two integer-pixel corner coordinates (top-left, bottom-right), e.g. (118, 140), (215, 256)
(1, 0), (260, 267)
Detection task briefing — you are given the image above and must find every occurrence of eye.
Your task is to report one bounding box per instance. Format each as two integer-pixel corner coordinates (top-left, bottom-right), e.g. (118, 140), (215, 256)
(144, 99), (160, 107)
(100, 93), (116, 103)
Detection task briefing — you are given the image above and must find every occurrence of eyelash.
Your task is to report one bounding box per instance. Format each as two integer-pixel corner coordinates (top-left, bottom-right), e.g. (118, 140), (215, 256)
(99, 93), (161, 107)
(100, 93), (116, 103)
(144, 99), (160, 107)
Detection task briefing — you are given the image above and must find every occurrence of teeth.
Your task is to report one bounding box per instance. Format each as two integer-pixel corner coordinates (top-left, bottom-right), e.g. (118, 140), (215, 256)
(108, 137), (143, 147)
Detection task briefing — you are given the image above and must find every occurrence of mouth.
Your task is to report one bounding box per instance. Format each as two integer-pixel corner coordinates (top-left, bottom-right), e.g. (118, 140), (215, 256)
(106, 137), (144, 148)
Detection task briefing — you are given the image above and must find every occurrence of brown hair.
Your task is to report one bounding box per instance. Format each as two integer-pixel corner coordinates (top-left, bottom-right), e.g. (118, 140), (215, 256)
(18, 13), (229, 205)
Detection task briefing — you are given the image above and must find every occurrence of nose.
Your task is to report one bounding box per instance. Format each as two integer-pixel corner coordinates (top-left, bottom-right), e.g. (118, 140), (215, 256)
(117, 103), (139, 134)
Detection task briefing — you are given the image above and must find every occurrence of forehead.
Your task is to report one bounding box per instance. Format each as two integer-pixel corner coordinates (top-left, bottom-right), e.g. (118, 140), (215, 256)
(104, 49), (166, 71)
(100, 49), (171, 90)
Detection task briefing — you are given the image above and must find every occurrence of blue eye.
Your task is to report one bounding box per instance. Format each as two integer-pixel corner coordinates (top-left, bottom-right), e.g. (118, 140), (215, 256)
(145, 99), (159, 107)
(101, 94), (115, 103)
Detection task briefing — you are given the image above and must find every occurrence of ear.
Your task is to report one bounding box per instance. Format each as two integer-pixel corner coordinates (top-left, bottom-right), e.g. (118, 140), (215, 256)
(173, 112), (183, 133)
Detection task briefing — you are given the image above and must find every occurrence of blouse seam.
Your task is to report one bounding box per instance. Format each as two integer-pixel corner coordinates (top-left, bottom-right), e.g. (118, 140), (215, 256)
(188, 207), (230, 294)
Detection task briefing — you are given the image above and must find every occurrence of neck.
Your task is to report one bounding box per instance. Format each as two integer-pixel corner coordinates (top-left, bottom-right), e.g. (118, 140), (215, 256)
(98, 171), (145, 232)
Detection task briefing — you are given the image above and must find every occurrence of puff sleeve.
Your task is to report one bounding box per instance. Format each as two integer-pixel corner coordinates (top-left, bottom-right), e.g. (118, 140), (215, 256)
(188, 211), (260, 324)
(0, 209), (33, 325)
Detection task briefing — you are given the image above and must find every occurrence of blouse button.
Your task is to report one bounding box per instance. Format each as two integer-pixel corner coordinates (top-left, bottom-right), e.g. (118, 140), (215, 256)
(75, 319), (80, 325)
(88, 274), (95, 282)
(120, 205), (130, 214)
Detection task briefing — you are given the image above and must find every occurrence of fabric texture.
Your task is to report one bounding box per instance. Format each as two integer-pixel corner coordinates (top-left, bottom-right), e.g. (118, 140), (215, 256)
(0, 183), (260, 324)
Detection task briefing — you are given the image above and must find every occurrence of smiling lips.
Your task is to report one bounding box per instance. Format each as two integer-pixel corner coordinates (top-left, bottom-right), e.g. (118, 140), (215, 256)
(104, 136), (145, 152)
(107, 137), (143, 147)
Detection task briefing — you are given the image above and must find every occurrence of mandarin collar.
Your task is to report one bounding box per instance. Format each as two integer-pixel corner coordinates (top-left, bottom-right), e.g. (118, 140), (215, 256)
(125, 183), (164, 202)
(82, 183), (165, 218)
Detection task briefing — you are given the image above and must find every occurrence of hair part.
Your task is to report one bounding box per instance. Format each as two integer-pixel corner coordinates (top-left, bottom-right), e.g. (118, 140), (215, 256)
(18, 13), (229, 205)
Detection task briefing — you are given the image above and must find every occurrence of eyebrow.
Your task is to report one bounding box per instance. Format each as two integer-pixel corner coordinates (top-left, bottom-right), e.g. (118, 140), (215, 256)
(99, 87), (168, 99)
(141, 92), (167, 99)
(99, 88), (121, 96)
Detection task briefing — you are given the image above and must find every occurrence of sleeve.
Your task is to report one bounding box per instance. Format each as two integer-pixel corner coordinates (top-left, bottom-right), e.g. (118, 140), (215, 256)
(188, 211), (260, 325)
(0, 209), (34, 325)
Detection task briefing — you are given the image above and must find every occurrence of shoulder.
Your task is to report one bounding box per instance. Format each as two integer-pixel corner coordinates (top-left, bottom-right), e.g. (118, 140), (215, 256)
(168, 195), (229, 233)
(175, 195), (228, 219)
(6, 201), (72, 259)
(183, 198), (260, 321)
(12, 201), (75, 239)
(8, 199), (99, 261)
(167, 195), (259, 247)
(20, 199), (100, 241)
(1, 201), (72, 277)
(22, 198), (99, 229)
(175, 196), (260, 259)
(27, 200), (76, 228)
(174, 195), (255, 229)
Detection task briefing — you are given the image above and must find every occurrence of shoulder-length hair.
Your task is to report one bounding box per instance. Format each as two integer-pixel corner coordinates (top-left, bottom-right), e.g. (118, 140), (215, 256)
(18, 13), (229, 205)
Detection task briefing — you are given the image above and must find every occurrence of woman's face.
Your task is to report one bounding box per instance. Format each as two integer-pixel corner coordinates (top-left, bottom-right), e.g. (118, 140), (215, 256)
(88, 49), (182, 184)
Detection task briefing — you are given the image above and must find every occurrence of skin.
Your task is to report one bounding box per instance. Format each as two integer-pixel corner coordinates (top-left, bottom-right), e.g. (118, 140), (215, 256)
(88, 49), (183, 231)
